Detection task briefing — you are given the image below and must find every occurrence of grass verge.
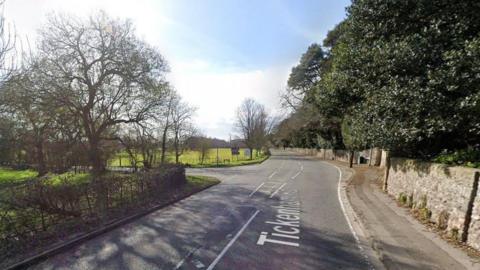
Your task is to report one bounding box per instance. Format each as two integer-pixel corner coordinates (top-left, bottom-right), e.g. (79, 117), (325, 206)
(109, 148), (265, 167)
(186, 155), (269, 168)
(185, 175), (221, 191)
(0, 167), (37, 185)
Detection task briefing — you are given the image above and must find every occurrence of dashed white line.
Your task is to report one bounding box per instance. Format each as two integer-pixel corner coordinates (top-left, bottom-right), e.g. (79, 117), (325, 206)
(249, 182), (265, 197)
(268, 171), (277, 179)
(174, 246), (200, 270)
(290, 171), (301, 180)
(206, 210), (260, 270)
(269, 182), (287, 198)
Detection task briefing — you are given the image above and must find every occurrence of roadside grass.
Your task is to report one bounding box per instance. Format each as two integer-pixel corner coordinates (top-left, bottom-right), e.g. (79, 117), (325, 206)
(44, 172), (91, 185)
(185, 175), (221, 193)
(0, 167), (37, 184)
(0, 147), (261, 186)
(186, 155), (269, 168)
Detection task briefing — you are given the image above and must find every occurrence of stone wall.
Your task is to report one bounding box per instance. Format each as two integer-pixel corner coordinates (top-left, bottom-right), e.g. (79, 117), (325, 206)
(288, 148), (373, 164)
(285, 147), (480, 251)
(371, 148), (382, 166)
(467, 172), (480, 250)
(387, 158), (480, 249)
(380, 150), (389, 168)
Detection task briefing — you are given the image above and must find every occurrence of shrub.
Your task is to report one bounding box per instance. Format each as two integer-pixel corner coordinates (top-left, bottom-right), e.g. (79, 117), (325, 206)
(0, 165), (187, 263)
(433, 148), (480, 168)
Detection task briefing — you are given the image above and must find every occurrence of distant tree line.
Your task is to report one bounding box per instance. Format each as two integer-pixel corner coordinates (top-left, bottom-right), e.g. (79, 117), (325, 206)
(274, 0), (480, 162)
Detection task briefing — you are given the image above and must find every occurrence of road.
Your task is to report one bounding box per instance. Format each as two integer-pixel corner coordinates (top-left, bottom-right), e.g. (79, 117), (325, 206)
(32, 150), (371, 270)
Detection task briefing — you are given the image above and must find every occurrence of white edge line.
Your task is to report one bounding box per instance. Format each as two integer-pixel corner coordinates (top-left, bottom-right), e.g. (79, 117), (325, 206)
(334, 166), (361, 243)
(206, 210), (260, 270)
(269, 182), (287, 198)
(333, 164), (375, 270)
(248, 182), (265, 197)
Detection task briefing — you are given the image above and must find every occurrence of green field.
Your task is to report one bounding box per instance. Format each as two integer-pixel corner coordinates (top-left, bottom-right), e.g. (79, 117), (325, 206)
(0, 167), (37, 184)
(109, 148), (265, 167)
(0, 167), (91, 185)
(0, 148), (266, 184)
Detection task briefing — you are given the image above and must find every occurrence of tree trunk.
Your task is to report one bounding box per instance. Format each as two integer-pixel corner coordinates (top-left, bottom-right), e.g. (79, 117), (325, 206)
(369, 148), (373, 166)
(88, 138), (105, 175)
(160, 125), (168, 164)
(349, 150), (354, 168)
(383, 151), (390, 191)
(174, 132), (180, 164)
(249, 148), (253, 160)
(36, 140), (47, 176)
(87, 137), (108, 224)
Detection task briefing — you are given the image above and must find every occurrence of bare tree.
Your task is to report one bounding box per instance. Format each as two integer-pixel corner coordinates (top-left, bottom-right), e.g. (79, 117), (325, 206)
(171, 98), (196, 163)
(159, 90), (176, 164)
(196, 137), (211, 164)
(1, 66), (55, 176)
(0, 0), (16, 85)
(118, 124), (153, 171)
(36, 11), (169, 175)
(235, 98), (271, 159)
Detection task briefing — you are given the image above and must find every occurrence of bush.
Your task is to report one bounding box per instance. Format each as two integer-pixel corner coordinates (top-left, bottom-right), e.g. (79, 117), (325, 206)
(0, 165), (187, 263)
(432, 148), (480, 168)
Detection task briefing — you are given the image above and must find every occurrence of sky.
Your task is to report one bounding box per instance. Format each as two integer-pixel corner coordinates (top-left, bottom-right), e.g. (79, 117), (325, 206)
(4, 0), (350, 140)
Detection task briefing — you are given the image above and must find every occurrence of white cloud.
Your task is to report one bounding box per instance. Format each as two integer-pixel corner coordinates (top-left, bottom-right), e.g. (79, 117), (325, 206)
(3, 0), (293, 140)
(168, 60), (290, 139)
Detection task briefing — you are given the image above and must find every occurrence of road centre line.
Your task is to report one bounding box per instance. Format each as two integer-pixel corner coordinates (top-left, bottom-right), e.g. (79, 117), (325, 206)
(290, 171), (301, 180)
(249, 182), (265, 197)
(206, 210), (260, 270)
(269, 182), (287, 198)
(174, 248), (198, 270)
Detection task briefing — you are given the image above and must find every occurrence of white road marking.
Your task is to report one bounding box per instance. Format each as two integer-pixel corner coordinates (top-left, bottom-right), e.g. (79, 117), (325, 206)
(193, 259), (205, 268)
(174, 258), (187, 270)
(290, 171), (301, 180)
(289, 162), (303, 180)
(269, 183), (287, 198)
(206, 210), (260, 270)
(332, 164), (374, 270)
(268, 171), (277, 179)
(174, 247), (200, 270)
(249, 182), (265, 197)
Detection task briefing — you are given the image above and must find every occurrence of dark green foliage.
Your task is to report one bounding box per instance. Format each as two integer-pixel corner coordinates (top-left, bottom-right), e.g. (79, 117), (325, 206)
(275, 1), (479, 162)
(433, 148), (480, 168)
(311, 0), (480, 159)
(287, 44), (326, 92)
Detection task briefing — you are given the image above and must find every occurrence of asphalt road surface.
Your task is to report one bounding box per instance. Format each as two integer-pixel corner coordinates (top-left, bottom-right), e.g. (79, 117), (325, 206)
(32, 150), (371, 270)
